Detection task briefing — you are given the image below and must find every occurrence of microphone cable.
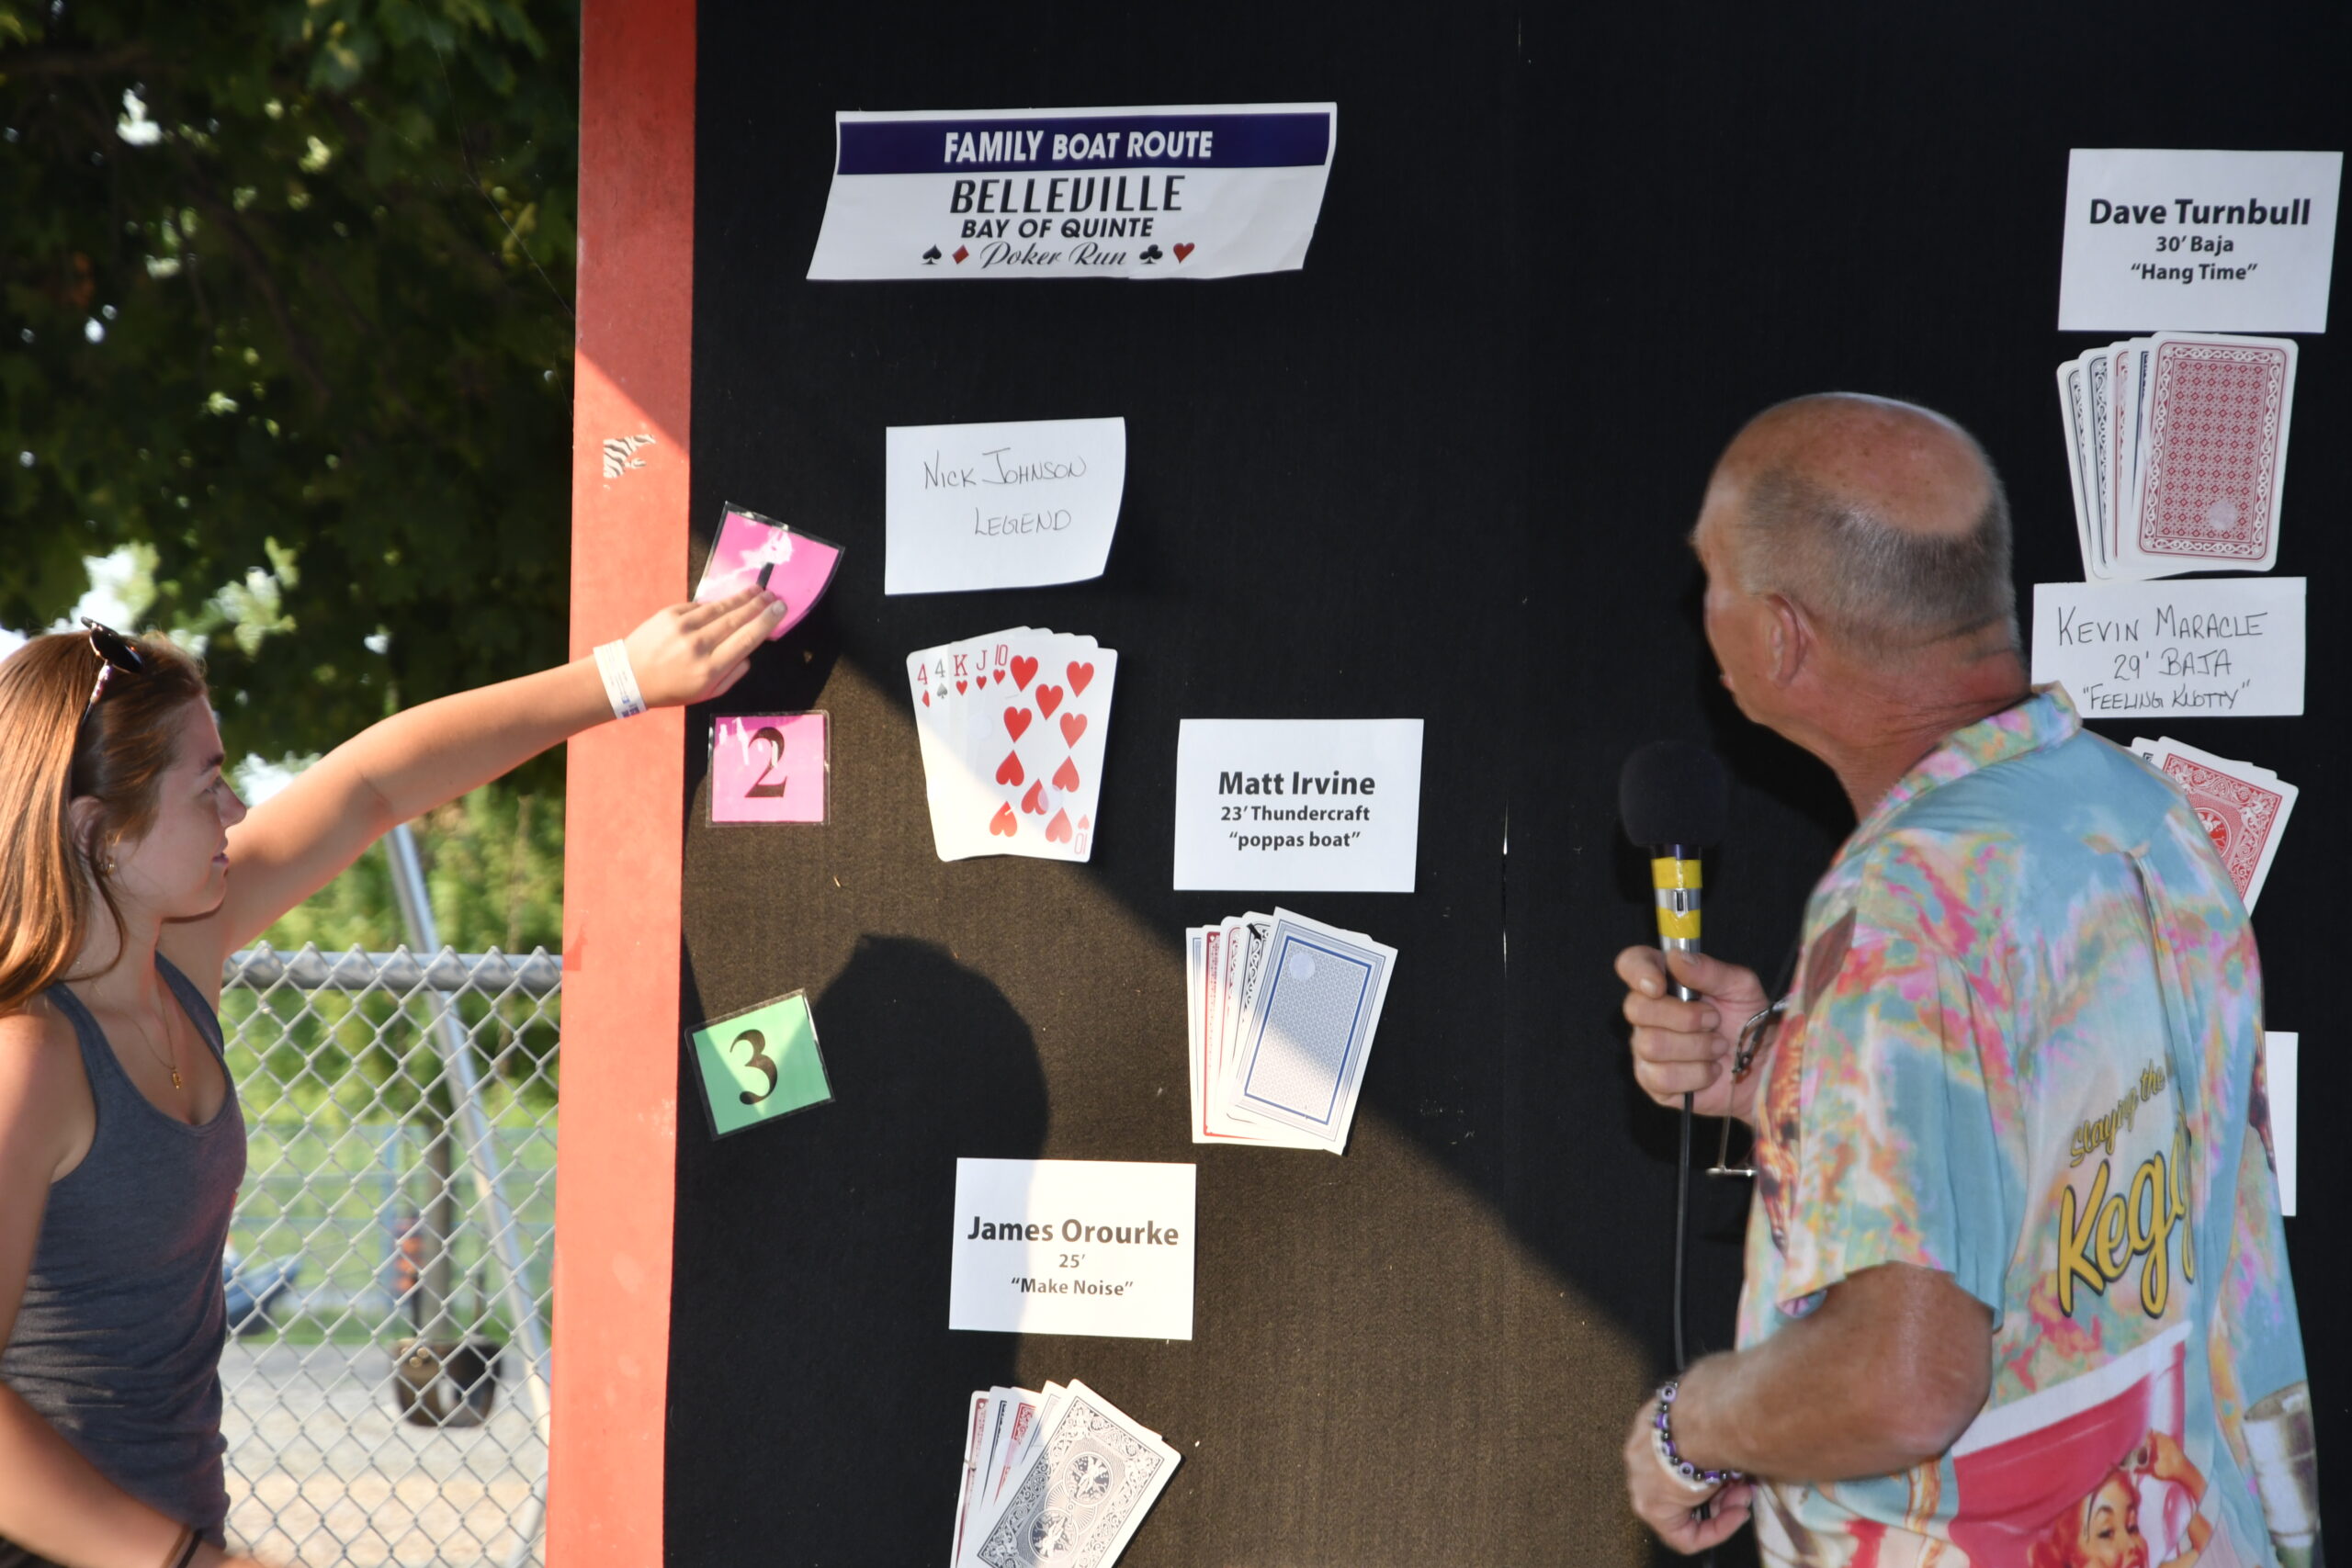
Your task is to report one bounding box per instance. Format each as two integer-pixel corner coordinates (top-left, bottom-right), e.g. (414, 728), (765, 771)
(1672, 936), (1801, 1372)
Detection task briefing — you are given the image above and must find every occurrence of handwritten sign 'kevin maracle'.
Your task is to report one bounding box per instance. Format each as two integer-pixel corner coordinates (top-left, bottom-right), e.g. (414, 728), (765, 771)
(2031, 578), (2306, 718)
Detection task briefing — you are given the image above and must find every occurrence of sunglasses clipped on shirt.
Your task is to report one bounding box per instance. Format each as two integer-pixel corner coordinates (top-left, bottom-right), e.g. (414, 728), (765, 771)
(79, 617), (148, 722)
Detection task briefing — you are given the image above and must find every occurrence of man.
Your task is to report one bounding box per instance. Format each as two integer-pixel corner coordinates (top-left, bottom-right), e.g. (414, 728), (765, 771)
(1616, 394), (2318, 1563)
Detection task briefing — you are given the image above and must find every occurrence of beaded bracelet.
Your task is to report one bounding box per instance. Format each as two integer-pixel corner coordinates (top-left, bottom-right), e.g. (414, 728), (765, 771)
(1654, 1379), (1747, 1488)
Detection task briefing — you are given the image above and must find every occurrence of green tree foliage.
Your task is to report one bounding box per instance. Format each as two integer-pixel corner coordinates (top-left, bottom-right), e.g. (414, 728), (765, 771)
(0, 0), (579, 773)
(2, 5), (581, 1120)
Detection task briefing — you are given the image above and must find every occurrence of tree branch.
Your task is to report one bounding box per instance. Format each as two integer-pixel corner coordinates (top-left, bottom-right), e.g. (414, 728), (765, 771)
(161, 152), (335, 412)
(0, 43), (153, 80)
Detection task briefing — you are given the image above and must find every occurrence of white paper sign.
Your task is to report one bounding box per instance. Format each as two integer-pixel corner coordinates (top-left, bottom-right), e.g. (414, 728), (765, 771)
(808, 104), (1337, 281)
(2268, 1032), (2297, 1218)
(2058, 150), (2343, 332)
(1173, 720), (1423, 892)
(884, 419), (1125, 594)
(948, 1158), (1194, 1340)
(2031, 579), (2305, 718)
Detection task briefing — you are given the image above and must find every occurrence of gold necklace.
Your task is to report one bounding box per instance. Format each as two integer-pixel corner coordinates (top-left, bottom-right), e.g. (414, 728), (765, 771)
(127, 1005), (184, 1090)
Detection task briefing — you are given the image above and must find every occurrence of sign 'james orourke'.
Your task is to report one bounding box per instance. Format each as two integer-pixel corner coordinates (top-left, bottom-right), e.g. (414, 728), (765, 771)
(808, 104), (1338, 281)
(948, 1159), (1197, 1340)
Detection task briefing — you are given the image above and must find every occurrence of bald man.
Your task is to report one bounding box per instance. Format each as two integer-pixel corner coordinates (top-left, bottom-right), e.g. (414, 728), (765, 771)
(1615, 396), (2317, 1562)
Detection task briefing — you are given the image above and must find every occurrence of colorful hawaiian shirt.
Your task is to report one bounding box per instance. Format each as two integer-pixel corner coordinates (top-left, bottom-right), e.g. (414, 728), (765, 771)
(1739, 686), (2315, 1567)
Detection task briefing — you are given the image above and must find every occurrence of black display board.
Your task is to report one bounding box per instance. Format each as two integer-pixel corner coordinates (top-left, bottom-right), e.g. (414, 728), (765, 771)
(664, 6), (2346, 1561)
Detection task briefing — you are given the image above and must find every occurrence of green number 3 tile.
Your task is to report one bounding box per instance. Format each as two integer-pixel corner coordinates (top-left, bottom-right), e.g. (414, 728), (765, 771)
(685, 989), (832, 1138)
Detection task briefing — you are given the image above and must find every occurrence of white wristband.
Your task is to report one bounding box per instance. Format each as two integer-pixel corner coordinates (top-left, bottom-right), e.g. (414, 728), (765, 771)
(593, 639), (647, 719)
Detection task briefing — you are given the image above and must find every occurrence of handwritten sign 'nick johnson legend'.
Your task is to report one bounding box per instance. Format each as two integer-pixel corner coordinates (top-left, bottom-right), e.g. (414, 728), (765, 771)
(808, 104), (1337, 281)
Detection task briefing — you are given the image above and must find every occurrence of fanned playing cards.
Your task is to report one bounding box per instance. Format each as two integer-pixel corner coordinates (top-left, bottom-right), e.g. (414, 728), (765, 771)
(2131, 736), (2298, 913)
(950, 1381), (1176, 1568)
(1184, 908), (1396, 1155)
(908, 627), (1119, 862)
(2056, 333), (2296, 581)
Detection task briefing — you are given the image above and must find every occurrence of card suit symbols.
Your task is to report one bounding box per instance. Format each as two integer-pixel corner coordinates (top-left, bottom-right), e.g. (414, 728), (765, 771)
(1022, 780), (1046, 815)
(1078, 816), (1091, 831)
(1035, 683), (1065, 718)
(994, 669), (1007, 683)
(996, 750), (1025, 786)
(954, 245), (971, 265)
(1067, 661), (1095, 694)
(1046, 808), (1074, 844)
(921, 692), (930, 707)
(1139, 244), (1163, 264)
(1010, 655), (1039, 689)
(1003, 707), (1033, 740)
(1052, 757), (1080, 793)
(1172, 243), (1195, 263)
(1058, 713), (1087, 749)
(956, 680), (968, 694)
(989, 803), (1018, 837)
(922, 245), (943, 265)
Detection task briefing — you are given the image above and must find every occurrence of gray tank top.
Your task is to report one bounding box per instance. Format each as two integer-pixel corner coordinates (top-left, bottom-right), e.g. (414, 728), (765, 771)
(2, 954), (244, 1534)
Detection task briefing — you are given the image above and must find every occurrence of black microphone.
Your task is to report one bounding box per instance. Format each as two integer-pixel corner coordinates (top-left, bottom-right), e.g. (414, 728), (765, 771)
(1618, 740), (1729, 1377)
(1619, 740), (1729, 1000)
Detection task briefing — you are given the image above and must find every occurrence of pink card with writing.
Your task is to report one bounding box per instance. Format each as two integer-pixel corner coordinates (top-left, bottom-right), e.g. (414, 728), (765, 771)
(694, 504), (844, 639)
(709, 713), (829, 824)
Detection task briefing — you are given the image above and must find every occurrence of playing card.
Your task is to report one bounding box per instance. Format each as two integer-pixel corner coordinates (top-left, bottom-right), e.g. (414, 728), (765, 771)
(2136, 736), (2297, 911)
(695, 502), (844, 639)
(910, 649), (984, 860)
(1012, 1382), (1067, 1477)
(2083, 348), (2114, 577)
(2126, 333), (2295, 574)
(2056, 357), (2097, 580)
(953, 1390), (990, 1568)
(2110, 341), (2141, 569)
(2130, 735), (2277, 782)
(980, 1381), (1067, 1545)
(1184, 928), (1207, 1141)
(974, 1381), (1180, 1568)
(960, 1385), (1046, 1564)
(978, 1388), (1018, 1508)
(1218, 908), (1396, 1153)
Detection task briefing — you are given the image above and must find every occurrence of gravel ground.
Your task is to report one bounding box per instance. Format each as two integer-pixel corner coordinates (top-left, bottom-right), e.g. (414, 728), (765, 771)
(219, 1342), (546, 1566)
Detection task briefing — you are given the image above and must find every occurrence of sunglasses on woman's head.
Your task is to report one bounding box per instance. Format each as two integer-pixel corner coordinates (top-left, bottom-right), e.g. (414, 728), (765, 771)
(80, 617), (147, 721)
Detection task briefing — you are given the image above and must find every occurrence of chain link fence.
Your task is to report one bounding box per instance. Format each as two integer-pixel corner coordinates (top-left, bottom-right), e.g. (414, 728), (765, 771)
(218, 943), (559, 1565)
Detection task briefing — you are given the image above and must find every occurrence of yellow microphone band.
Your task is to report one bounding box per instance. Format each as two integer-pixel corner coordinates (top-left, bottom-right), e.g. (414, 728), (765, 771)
(1650, 857), (1702, 891)
(1656, 907), (1702, 941)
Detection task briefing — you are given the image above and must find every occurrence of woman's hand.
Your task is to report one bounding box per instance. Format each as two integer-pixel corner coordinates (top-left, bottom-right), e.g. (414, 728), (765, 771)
(2138, 1428), (2205, 1497)
(621, 588), (789, 708)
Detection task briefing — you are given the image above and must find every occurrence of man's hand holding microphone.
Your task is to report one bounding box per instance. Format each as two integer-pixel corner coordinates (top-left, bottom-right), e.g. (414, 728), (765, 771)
(1615, 946), (1770, 1126)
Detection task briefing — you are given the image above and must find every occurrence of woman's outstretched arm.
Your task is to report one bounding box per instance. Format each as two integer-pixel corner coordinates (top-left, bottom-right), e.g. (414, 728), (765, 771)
(196, 587), (784, 960)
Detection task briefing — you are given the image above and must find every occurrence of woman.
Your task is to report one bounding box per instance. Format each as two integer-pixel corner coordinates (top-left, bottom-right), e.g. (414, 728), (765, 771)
(0, 588), (782, 1566)
(2027, 1428), (2213, 1568)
